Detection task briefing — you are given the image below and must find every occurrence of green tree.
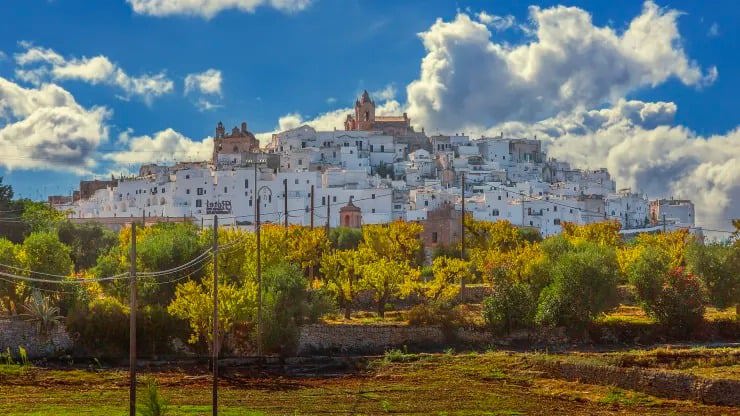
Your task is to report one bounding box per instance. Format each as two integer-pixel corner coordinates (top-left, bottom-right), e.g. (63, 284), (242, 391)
(260, 262), (308, 355)
(329, 227), (363, 250)
(0, 238), (23, 313)
(627, 249), (706, 334)
(20, 201), (66, 234)
(483, 281), (534, 335)
(687, 242), (739, 312)
(535, 242), (619, 329)
(57, 221), (118, 272)
(20, 232), (74, 291)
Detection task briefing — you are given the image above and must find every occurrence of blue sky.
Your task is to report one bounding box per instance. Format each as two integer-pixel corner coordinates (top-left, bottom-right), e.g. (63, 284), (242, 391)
(0, 0), (738, 229)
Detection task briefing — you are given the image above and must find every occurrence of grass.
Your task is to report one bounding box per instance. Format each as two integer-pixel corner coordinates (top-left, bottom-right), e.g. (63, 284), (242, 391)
(0, 351), (736, 415)
(598, 305), (738, 325)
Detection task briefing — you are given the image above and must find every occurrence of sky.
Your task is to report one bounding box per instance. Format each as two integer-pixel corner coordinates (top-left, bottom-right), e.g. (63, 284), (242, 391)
(0, 0), (738, 231)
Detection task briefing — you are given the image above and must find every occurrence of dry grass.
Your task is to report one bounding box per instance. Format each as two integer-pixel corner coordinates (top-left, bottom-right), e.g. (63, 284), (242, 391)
(0, 351), (737, 415)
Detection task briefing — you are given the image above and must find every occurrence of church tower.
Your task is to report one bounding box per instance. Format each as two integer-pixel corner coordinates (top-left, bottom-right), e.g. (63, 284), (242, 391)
(353, 90), (375, 130)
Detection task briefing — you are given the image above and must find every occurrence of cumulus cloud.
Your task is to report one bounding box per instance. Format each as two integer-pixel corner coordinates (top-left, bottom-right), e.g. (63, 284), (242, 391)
(184, 69), (222, 96)
(406, 2), (718, 132)
(476, 11), (515, 31)
(105, 128), (213, 165)
(126, 0), (312, 19)
(485, 100), (739, 230)
(14, 43), (174, 103)
(0, 77), (109, 172)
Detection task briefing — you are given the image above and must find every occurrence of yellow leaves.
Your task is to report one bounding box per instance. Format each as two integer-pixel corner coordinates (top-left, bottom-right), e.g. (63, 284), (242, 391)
(360, 220), (423, 264)
(427, 257), (473, 302)
(561, 220), (622, 247)
(465, 219), (525, 253)
(473, 242), (544, 287)
(286, 226), (330, 273)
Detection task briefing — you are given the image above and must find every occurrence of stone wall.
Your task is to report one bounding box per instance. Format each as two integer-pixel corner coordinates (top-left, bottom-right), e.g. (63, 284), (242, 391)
(297, 324), (445, 355)
(0, 318), (72, 358)
(534, 359), (740, 407)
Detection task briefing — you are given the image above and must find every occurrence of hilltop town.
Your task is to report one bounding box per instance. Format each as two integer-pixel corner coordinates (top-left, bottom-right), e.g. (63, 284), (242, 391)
(54, 91), (697, 241)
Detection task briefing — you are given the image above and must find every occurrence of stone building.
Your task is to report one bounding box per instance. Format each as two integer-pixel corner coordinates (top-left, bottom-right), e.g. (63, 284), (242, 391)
(212, 121), (260, 164)
(421, 202), (461, 249)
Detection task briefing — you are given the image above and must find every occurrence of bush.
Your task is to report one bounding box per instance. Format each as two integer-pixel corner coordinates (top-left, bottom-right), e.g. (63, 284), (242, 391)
(687, 242), (739, 310)
(67, 297), (129, 360)
(138, 378), (168, 416)
(305, 287), (336, 324)
(407, 301), (462, 329)
(259, 263), (308, 356)
(535, 243), (619, 329)
(483, 282), (534, 334)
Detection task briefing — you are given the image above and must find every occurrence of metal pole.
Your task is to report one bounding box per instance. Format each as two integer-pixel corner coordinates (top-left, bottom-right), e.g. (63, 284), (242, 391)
(662, 214), (666, 233)
(283, 178), (288, 228)
(129, 222), (137, 416)
(254, 163), (258, 229)
(212, 215), (219, 416)
(256, 196), (262, 357)
(310, 185), (314, 229)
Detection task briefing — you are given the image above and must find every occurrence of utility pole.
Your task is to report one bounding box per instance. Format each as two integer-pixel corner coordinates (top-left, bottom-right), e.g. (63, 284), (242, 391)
(325, 197), (330, 236)
(256, 197), (263, 357)
(212, 215), (218, 416)
(283, 179), (288, 228)
(253, 163), (258, 230)
(129, 222), (137, 416)
(662, 213), (666, 233)
(310, 185), (315, 229)
(460, 172), (466, 296)
(460, 172), (465, 259)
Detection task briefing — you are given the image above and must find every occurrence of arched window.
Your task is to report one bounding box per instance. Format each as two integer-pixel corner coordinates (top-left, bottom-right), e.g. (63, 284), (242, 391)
(364, 111), (369, 121)
(343, 215), (350, 226)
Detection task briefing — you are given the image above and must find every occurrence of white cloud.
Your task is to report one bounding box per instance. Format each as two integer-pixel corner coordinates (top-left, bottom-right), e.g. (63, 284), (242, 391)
(14, 44), (174, 103)
(406, 2), (717, 132)
(126, 0), (312, 19)
(371, 85), (397, 102)
(708, 22), (720, 37)
(184, 69), (222, 96)
(476, 11), (516, 31)
(0, 51), (7, 62)
(105, 128), (213, 165)
(0, 77), (109, 172)
(484, 100), (739, 230)
(326, 97), (337, 104)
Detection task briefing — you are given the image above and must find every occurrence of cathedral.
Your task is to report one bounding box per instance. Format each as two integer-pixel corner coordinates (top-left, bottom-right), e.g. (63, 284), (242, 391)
(344, 90), (431, 152)
(212, 121), (260, 164)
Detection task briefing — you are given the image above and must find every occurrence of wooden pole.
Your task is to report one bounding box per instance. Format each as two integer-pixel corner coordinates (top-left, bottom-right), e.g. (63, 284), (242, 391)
(256, 197), (263, 357)
(212, 215), (219, 416)
(325, 196), (330, 236)
(460, 172), (466, 296)
(129, 222), (137, 416)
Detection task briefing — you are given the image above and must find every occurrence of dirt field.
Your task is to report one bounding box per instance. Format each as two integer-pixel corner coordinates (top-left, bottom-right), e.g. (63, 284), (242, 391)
(1, 351), (738, 415)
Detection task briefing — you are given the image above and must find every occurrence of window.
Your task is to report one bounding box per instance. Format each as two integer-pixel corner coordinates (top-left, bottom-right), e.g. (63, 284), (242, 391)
(380, 145), (385, 152)
(245, 179), (249, 188)
(298, 159), (302, 165)
(185, 174), (190, 179)
(161, 188), (165, 193)
(492, 209), (499, 216)
(197, 188), (203, 195)
(332, 196), (336, 202)
(424, 200), (429, 206)
(224, 187), (228, 193)
(432, 232), (438, 243)
(249, 199), (252, 207)
(553, 206), (557, 212)
(498, 195), (501, 200)
(186, 189), (190, 195)
(322, 196), (326, 205)
(295, 179), (299, 185)
(195, 199), (202, 208)
(554, 219), (561, 225)
(371, 194), (375, 199)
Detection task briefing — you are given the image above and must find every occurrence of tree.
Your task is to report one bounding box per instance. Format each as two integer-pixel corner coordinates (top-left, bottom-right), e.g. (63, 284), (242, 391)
(427, 257), (473, 303)
(359, 257), (419, 317)
(360, 221), (423, 265)
(0, 177), (12, 206)
(0, 238), (23, 313)
(628, 248), (706, 333)
(260, 262), (308, 355)
(286, 226), (330, 279)
(687, 242), (739, 312)
(535, 242), (619, 329)
(57, 221), (118, 272)
(320, 249), (364, 319)
(20, 232), (74, 292)
(561, 220), (622, 247)
(483, 282), (534, 334)
(20, 201), (66, 234)
(329, 227), (363, 250)
(465, 219), (527, 253)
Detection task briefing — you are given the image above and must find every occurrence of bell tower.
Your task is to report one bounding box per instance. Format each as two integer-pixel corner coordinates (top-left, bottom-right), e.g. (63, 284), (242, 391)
(354, 90), (375, 130)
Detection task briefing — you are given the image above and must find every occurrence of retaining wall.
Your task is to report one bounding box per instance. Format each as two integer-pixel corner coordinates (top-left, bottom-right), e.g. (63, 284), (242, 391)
(0, 318), (72, 358)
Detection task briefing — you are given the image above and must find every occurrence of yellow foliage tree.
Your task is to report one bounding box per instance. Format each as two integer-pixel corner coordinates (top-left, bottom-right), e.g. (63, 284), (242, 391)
(286, 226), (331, 279)
(561, 220), (622, 247)
(359, 257), (420, 317)
(320, 249), (365, 319)
(428, 257), (473, 303)
(360, 221), (423, 264)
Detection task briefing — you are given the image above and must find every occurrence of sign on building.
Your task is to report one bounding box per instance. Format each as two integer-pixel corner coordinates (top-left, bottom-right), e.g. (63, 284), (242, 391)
(206, 200), (232, 215)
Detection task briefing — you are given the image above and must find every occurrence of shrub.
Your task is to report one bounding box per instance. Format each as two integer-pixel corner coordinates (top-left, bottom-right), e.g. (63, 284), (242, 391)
(407, 301), (462, 330)
(687, 242), (739, 311)
(535, 243), (619, 329)
(67, 296), (129, 360)
(483, 282), (534, 334)
(20, 290), (63, 335)
(138, 378), (168, 416)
